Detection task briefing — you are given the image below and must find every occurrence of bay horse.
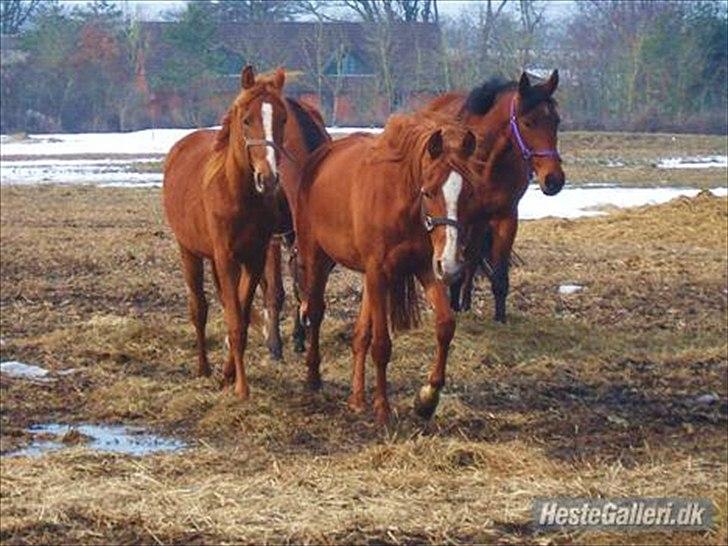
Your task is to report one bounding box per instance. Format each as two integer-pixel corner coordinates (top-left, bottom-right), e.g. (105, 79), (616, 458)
(163, 65), (287, 398)
(425, 71), (564, 321)
(257, 97), (330, 360)
(295, 113), (477, 424)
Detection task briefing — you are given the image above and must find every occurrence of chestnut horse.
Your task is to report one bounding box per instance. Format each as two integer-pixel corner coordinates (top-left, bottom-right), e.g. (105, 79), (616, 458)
(296, 114), (477, 424)
(258, 97), (330, 360)
(425, 71), (564, 321)
(163, 65), (287, 398)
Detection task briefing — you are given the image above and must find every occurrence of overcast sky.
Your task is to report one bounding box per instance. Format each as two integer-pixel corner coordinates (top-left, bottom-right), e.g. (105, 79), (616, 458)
(64, 0), (576, 23)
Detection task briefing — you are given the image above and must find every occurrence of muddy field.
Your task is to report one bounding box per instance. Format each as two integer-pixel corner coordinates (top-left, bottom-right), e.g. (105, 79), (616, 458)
(1, 172), (727, 542)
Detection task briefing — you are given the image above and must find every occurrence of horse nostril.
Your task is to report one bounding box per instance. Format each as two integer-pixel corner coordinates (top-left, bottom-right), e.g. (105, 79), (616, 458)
(544, 173), (564, 195)
(435, 260), (444, 278)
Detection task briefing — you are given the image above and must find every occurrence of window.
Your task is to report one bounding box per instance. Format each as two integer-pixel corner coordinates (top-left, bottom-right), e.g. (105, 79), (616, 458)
(324, 51), (372, 76)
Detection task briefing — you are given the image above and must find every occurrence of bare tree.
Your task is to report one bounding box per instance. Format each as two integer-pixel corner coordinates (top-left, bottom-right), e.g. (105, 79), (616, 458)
(341, 0), (439, 23)
(0, 0), (43, 34)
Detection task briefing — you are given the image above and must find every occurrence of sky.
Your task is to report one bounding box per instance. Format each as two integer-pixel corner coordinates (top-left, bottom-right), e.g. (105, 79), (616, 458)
(63, 0), (576, 23)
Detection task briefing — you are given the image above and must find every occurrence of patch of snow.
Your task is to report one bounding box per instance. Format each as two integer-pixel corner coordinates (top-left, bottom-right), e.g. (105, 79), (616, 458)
(0, 128), (215, 157)
(0, 361), (50, 381)
(96, 181), (162, 188)
(1, 163), (162, 186)
(0, 126), (377, 159)
(559, 284), (584, 295)
(520, 185), (727, 220)
(6, 423), (187, 457)
(657, 155), (728, 169)
(694, 393), (719, 405)
(606, 160), (625, 167)
(327, 126), (383, 137)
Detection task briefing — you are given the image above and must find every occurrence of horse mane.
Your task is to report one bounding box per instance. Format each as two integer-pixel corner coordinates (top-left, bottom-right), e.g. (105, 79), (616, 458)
(463, 76), (555, 116)
(285, 97), (329, 153)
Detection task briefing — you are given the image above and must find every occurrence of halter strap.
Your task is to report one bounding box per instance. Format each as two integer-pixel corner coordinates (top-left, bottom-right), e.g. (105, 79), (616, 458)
(420, 194), (462, 233)
(509, 96), (561, 163)
(244, 138), (298, 165)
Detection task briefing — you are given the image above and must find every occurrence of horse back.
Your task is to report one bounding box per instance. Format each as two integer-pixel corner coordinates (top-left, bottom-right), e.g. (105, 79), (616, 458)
(163, 129), (218, 256)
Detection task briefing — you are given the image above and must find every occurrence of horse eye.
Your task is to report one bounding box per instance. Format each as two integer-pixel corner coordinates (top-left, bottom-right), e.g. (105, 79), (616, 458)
(243, 117), (251, 127)
(421, 189), (432, 199)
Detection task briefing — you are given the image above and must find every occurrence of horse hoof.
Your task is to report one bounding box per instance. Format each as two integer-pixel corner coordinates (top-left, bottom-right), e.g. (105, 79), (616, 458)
(197, 364), (212, 378)
(413, 385), (440, 420)
(234, 384), (250, 400)
(493, 315), (506, 324)
(373, 400), (391, 425)
(347, 394), (366, 414)
(306, 376), (322, 391)
(293, 340), (306, 353)
(268, 347), (283, 361)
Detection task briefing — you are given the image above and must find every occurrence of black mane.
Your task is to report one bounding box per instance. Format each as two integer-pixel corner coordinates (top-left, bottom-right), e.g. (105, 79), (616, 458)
(464, 76), (553, 116)
(285, 97), (329, 153)
(464, 77), (517, 116)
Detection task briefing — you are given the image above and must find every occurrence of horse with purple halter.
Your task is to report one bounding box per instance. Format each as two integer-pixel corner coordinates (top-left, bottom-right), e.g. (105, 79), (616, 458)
(424, 71), (565, 321)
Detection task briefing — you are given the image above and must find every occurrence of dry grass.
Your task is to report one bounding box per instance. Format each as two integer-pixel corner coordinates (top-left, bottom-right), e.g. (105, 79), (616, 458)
(0, 181), (726, 545)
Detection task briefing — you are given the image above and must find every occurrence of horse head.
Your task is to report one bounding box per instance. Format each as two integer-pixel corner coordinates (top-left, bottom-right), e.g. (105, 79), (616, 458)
(419, 126), (477, 285)
(511, 70), (564, 196)
(216, 65), (288, 194)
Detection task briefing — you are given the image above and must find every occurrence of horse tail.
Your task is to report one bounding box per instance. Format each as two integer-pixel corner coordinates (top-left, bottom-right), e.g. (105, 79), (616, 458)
(388, 274), (420, 332)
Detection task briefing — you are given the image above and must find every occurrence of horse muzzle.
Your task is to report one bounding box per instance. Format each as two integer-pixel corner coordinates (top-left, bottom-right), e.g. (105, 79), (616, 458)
(253, 171), (279, 194)
(433, 257), (463, 286)
(539, 171), (565, 196)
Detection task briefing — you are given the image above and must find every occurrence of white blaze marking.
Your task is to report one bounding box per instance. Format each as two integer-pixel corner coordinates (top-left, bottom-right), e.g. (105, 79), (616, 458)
(441, 171), (463, 269)
(262, 102), (277, 176)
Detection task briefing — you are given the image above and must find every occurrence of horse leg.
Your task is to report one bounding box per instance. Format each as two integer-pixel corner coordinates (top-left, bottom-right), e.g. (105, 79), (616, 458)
(365, 271), (392, 425)
(289, 247), (306, 354)
(209, 262), (235, 385)
(458, 220), (487, 313)
(178, 245), (211, 377)
(260, 239), (284, 361)
(413, 269), (455, 420)
(458, 263), (477, 312)
(213, 251), (252, 399)
(300, 247), (331, 391)
(489, 215), (518, 323)
(448, 278), (463, 312)
(281, 235), (306, 353)
(348, 283), (371, 413)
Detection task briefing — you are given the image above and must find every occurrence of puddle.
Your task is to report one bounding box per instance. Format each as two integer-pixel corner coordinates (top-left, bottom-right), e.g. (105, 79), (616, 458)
(6, 423), (186, 457)
(1, 360), (51, 381)
(559, 284), (584, 295)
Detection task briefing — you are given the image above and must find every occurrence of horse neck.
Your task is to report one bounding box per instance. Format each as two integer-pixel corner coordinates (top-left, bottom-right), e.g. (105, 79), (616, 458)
(467, 93), (526, 182)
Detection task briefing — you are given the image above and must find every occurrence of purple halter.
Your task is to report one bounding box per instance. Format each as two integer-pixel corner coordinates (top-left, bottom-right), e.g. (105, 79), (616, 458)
(509, 96), (561, 166)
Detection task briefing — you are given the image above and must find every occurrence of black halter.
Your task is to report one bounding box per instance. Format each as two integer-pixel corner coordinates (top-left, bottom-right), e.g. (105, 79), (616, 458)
(420, 192), (462, 233)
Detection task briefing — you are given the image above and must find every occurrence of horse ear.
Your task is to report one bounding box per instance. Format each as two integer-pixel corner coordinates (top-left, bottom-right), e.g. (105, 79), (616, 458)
(518, 72), (531, 96)
(241, 65), (255, 90)
(461, 130), (476, 158)
(543, 69), (559, 96)
(426, 129), (444, 159)
(273, 67), (285, 90)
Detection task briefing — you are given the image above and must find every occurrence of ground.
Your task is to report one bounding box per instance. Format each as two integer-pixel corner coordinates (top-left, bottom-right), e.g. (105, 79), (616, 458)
(0, 132), (726, 545)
